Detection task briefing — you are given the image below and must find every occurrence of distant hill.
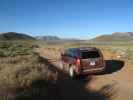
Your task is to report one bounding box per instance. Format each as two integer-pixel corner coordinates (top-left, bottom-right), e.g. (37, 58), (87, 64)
(91, 32), (133, 42)
(36, 36), (60, 41)
(0, 32), (35, 41)
(36, 36), (85, 43)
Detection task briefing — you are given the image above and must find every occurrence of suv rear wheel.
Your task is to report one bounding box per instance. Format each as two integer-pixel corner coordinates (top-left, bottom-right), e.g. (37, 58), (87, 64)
(69, 66), (76, 78)
(59, 61), (64, 70)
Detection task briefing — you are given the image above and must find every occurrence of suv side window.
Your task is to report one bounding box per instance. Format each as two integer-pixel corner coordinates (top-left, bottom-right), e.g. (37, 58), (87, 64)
(64, 49), (71, 56)
(64, 49), (77, 58)
(64, 50), (68, 56)
(64, 49), (73, 57)
(69, 49), (74, 57)
(69, 49), (77, 58)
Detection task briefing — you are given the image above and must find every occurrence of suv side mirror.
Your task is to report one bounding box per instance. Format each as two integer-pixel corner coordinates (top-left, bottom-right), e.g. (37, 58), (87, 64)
(61, 52), (64, 56)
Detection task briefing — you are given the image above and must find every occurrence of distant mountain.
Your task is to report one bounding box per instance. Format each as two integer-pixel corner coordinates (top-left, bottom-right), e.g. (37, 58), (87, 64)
(91, 32), (133, 42)
(36, 36), (60, 41)
(0, 32), (35, 41)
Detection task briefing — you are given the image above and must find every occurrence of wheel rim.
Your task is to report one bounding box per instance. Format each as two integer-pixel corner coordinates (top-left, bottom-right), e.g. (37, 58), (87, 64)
(69, 67), (74, 77)
(59, 61), (63, 69)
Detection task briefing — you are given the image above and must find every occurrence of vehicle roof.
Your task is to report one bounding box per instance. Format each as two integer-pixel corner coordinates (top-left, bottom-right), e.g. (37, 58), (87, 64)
(67, 47), (99, 51)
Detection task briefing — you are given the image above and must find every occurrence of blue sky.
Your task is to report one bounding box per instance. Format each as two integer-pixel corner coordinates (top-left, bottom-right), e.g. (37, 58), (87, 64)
(0, 0), (133, 39)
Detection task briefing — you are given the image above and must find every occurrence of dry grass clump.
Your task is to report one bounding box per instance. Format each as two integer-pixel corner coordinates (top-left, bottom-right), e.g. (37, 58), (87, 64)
(0, 41), (57, 100)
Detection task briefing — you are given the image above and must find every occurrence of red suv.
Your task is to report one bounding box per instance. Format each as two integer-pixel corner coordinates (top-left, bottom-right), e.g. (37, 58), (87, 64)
(60, 47), (105, 77)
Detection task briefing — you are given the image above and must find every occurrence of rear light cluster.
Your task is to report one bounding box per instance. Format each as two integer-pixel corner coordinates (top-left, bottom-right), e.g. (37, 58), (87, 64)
(76, 58), (81, 73)
(96, 58), (103, 65)
(76, 58), (80, 65)
(97, 57), (104, 66)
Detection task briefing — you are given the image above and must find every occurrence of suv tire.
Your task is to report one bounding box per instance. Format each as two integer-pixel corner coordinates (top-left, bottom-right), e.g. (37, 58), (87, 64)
(69, 66), (76, 78)
(59, 61), (64, 70)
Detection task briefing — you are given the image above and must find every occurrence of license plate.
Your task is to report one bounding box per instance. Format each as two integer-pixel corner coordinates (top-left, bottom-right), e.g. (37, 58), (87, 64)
(90, 61), (95, 65)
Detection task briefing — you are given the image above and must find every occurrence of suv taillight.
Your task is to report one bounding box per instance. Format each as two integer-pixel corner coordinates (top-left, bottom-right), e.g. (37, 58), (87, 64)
(76, 58), (81, 73)
(76, 58), (80, 65)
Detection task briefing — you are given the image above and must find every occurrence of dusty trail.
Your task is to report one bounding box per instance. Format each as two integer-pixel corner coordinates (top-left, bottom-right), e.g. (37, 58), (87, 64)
(39, 47), (133, 100)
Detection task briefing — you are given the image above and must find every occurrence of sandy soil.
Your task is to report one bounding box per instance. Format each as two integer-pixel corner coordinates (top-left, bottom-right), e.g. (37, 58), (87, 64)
(39, 47), (133, 100)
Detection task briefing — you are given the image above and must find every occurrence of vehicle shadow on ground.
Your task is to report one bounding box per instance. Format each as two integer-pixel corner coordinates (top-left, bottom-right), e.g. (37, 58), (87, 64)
(16, 57), (117, 100)
(103, 60), (124, 74)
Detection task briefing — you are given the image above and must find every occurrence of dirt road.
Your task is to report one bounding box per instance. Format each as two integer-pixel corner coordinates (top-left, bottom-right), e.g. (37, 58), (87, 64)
(39, 47), (133, 100)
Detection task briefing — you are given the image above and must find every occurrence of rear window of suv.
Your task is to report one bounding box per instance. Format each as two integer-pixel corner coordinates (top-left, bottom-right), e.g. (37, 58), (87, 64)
(80, 51), (100, 59)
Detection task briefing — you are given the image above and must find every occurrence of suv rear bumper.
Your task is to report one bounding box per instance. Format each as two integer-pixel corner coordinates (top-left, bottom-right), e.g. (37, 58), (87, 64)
(80, 66), (105, 75)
